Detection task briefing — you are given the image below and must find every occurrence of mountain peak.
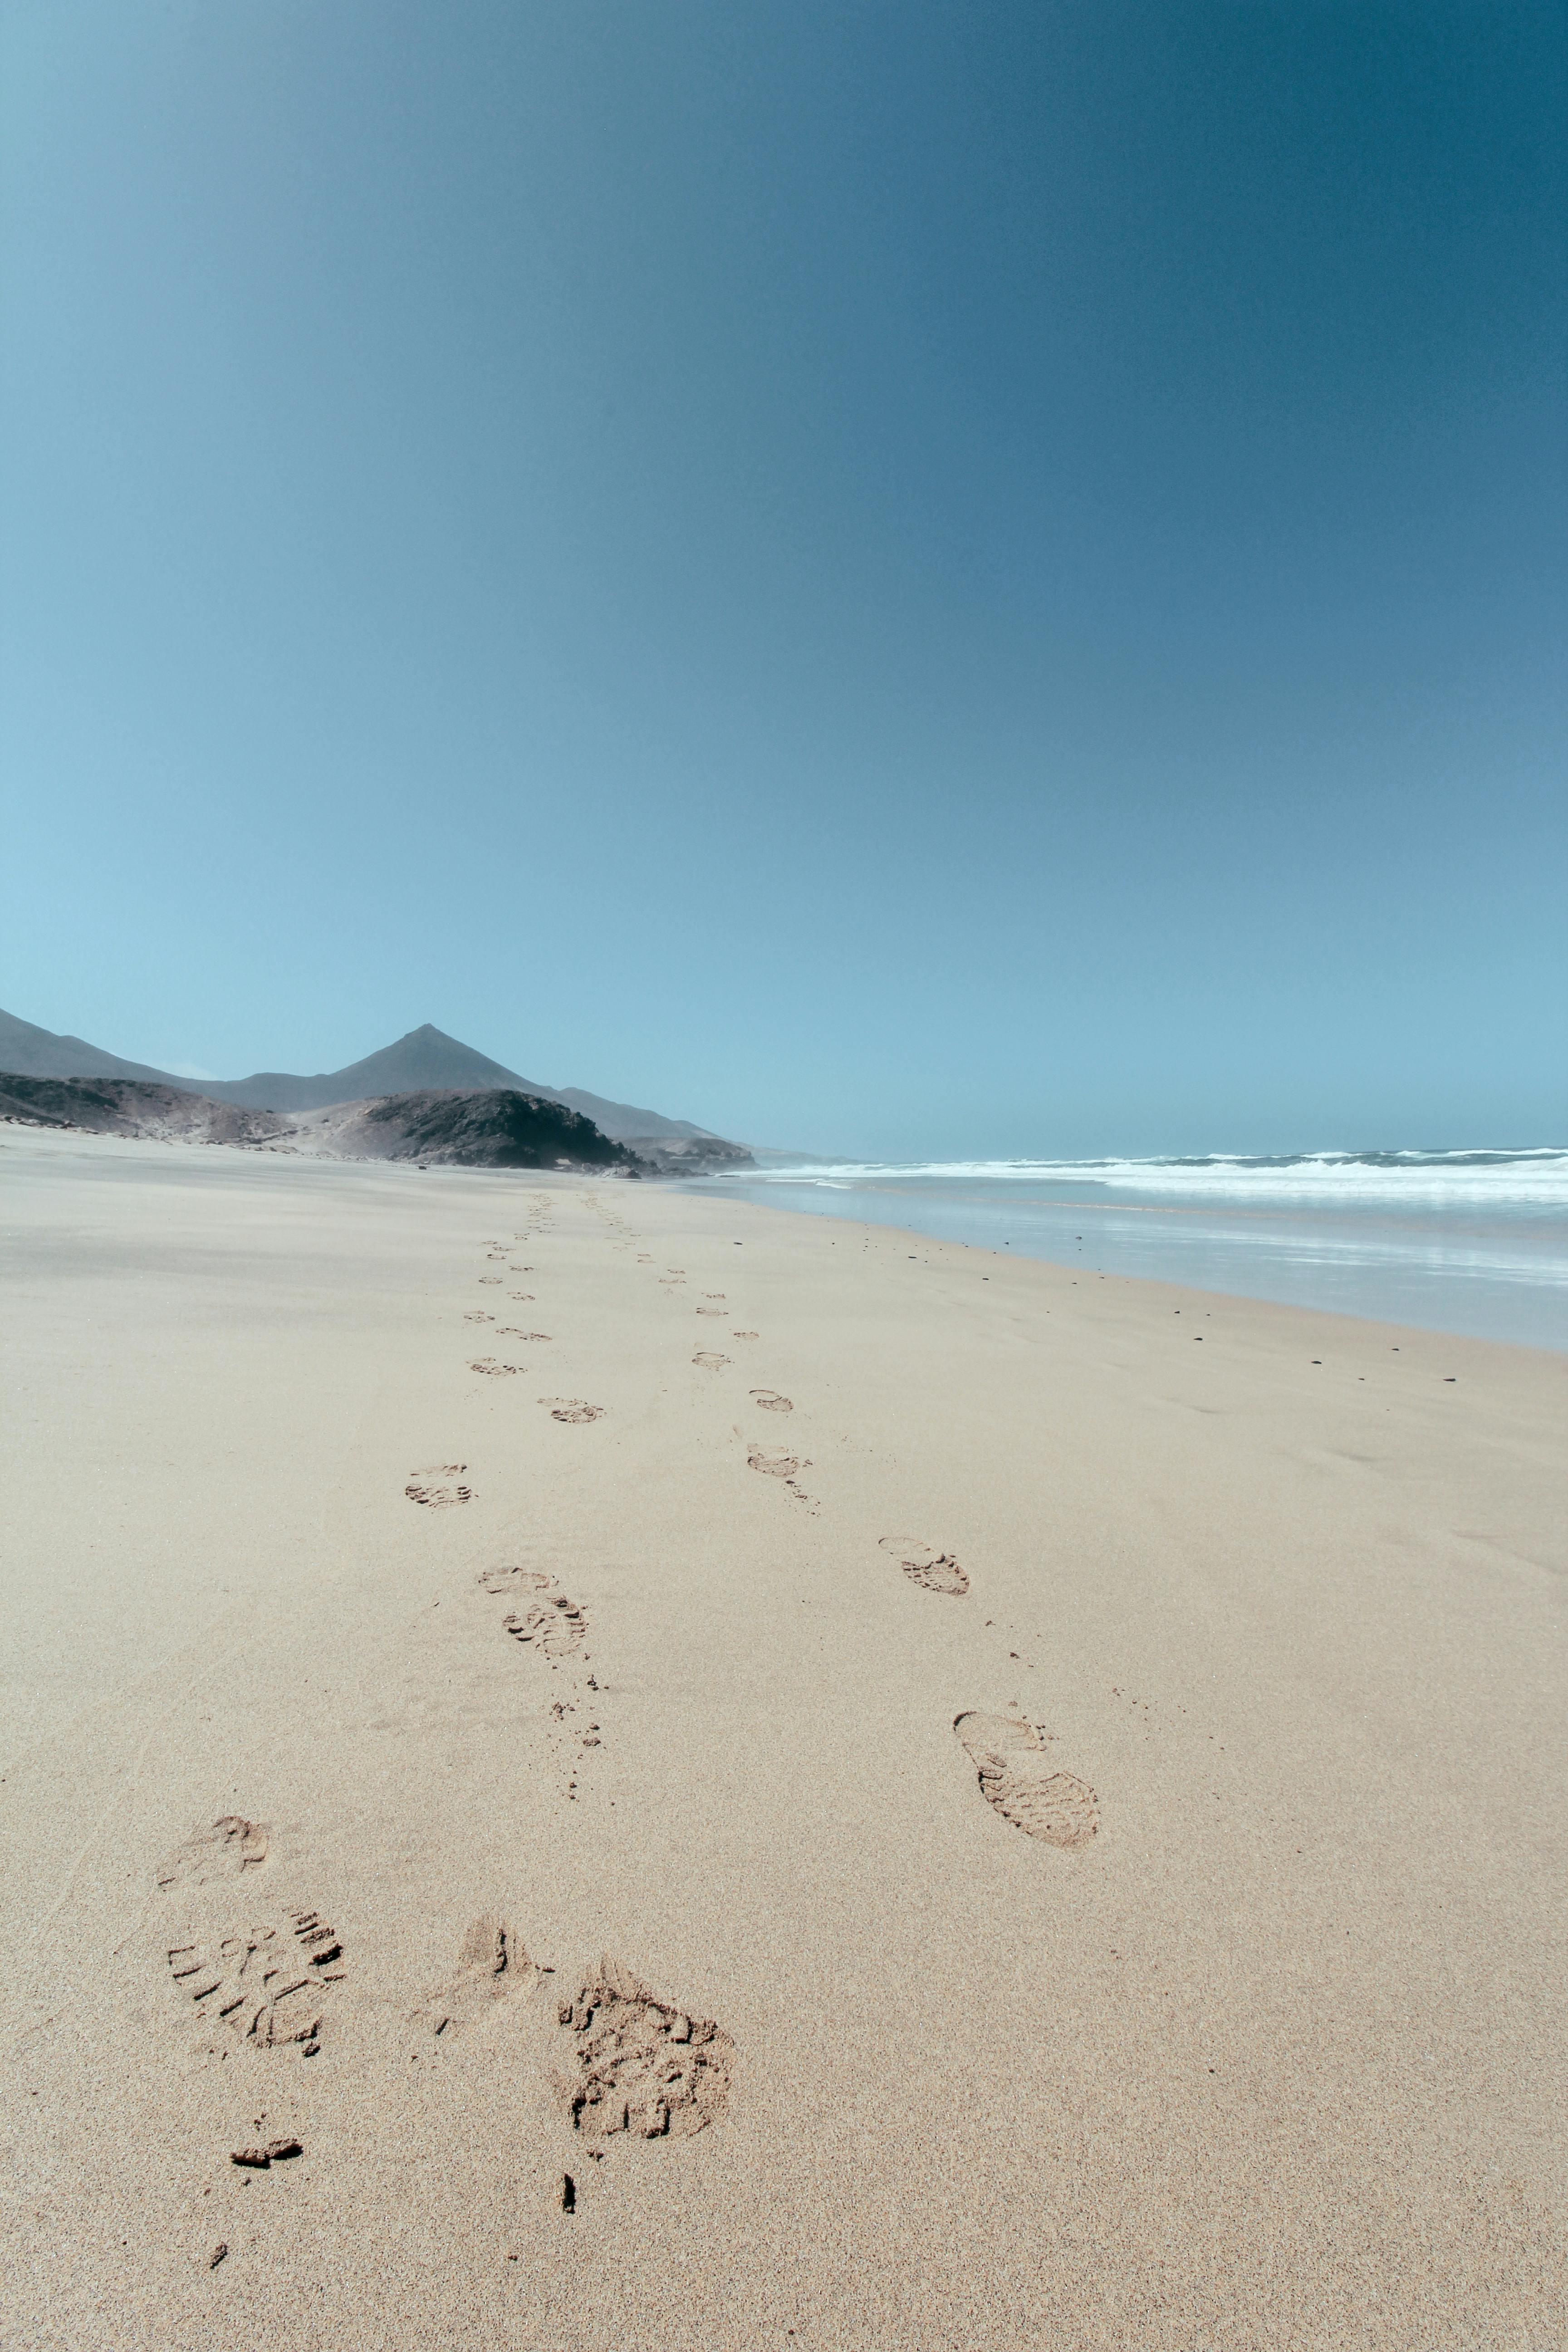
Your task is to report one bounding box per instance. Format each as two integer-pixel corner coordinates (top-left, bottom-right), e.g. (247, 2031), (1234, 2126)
(0, 1004), (750, 1161)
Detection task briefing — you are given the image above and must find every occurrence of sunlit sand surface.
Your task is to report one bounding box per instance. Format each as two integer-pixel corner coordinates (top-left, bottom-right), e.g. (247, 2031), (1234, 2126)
(3, 1126), (1563, 2349)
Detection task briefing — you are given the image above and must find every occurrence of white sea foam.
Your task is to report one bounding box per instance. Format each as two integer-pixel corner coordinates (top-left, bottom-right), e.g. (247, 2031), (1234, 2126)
(739, 1148), (1568, 1211)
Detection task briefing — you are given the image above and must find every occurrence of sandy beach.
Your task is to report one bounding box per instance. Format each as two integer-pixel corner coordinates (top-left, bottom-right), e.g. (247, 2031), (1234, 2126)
(2, 1124), (1563, 2350)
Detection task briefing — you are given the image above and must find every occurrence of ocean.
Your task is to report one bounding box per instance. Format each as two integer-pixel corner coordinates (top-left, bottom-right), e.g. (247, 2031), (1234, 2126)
(678, 1148), (1568, 1350)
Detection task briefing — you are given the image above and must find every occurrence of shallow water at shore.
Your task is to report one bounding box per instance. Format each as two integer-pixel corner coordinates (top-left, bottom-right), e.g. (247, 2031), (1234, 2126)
(682, 1149), (1568, 1350)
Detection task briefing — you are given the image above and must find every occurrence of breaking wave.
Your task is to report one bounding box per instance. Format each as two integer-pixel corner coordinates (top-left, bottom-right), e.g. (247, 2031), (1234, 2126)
(736, 1148), (1568, 1211)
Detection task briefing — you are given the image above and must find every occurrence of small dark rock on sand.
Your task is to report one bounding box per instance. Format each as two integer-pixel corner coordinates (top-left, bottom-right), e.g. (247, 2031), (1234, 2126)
(230, 2138), (302, 2169)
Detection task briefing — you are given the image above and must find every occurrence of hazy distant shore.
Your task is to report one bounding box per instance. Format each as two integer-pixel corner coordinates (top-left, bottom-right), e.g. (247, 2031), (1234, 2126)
(3, 1122), (1563, 2349)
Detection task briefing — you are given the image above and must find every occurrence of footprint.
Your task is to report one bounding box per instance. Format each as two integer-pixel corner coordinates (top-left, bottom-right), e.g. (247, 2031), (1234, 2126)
(702, 1294), (726, 1300)
(750, 1390), (792, 1413)
(747, 1446), (806, 1478)
(539, 1399), (604, 1425)
(477, 1564), (555, 1595)
(406, 1465), (471, 1507)
(504, 1592), (587, 1656)
(508, 1292), (536, 1302)
(732, 1331), (759, 1340)
(470, 1358), (524, 1377)
(167, 1910), (345, 2048)
(156, 1816), (269, 1891)
(478, 1277), (502, 1286)
(420, 1917), (530, 2035)
(952, 1713), (1098, 1849)
(695, 1308), (726, 1318)
(558, 1958), (733, 2141)
(464, 1312), (495, 1325)
(692, 1352), (730, 1371)
(880, 1538), (968, 1597)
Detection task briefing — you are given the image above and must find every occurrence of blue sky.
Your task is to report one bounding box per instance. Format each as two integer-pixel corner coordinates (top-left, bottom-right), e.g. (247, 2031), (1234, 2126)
(2, 1), (1563, 1156)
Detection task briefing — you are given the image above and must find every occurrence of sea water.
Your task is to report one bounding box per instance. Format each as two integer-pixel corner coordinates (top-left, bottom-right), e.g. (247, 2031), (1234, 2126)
(679, 1149), (1568, 1350)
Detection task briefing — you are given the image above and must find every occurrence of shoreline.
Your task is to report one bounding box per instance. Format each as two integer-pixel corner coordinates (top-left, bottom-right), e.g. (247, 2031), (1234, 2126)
(680, 1164), (1568, 1354)
(3, 1124), (1564, 2348)
(12, 1120), (1565, 1352)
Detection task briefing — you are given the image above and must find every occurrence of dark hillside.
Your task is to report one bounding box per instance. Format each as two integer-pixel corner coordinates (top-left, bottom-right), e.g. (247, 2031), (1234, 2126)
(328, 1089), (642, 1170)
(0, 1072), (280, 1143)
(0, 1072), (643, 1173)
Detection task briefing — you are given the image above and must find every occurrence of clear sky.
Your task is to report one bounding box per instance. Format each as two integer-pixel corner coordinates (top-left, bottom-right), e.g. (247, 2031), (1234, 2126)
(2, 2), (1563, 1157)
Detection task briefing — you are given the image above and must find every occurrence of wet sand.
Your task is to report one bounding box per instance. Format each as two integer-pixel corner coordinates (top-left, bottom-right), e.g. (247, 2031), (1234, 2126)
(2, 1125), (1563, 2349)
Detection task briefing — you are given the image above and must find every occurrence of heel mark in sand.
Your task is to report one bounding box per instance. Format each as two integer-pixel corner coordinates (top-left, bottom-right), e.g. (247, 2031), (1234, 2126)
(156, 1815), (269, 1891)
(421, 1916), (531, 2034)
(559, 1957), (732, 2140)
(953, 1712), (1098, 1848)
(881, 1538), (969, 1597)
(748, 1446), (806, 1478)
(406, 1465), (471, 1507)
(477, 1564), (555, 1595)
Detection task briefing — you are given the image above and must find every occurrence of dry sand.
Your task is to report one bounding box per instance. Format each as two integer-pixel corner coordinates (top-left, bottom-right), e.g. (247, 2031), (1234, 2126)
(1, 1124), (1563, 2350)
